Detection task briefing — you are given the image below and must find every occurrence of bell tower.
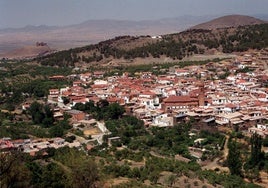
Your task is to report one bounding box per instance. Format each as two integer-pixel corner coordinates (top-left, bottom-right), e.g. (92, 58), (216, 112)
(197, 81), (205, 106)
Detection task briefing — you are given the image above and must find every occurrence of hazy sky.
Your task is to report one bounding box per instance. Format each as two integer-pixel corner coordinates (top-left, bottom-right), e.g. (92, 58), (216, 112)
(0, 0), (267, 28)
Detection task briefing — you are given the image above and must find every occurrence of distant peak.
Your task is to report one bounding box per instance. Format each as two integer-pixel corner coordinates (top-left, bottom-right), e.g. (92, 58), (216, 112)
(191, 14), (265, 30)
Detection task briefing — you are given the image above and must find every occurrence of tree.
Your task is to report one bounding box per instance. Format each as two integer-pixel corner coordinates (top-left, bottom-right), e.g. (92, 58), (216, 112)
(73, 102), (85, 111)
(71, 158), (99, 188)
(53, 148), (99, 188)
(39, 163), (71, 188)
(62, 96), (70, 105)
(33, 111), (45, 124)
(49, 125), (64, 137)
(249, 133), (262, 167)
(227, 139), (242, 176)
(42, 105), (54, 127)
(97, 99), (109, 108)
(65, 135), (76, 143)
(84, 101), (95, 112)
(27, 162), (43, 186)
(29, 102), (55, 127)
(105, 103), (125, 120)
(0, 152), (31, 188)
(29, 101), (44, 124)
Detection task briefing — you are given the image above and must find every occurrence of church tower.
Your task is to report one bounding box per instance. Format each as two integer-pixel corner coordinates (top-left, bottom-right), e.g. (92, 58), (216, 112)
(197, 81), (205, 106)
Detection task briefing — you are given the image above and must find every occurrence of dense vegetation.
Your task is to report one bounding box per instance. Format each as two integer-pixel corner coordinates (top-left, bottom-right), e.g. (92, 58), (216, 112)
(72, 100), (125, 121)
(1, 139), (261, 188)
(226, 133), (268, 183)
(0, 63), (72, 110)
(0, 101), (72, 139)
(36, 24), (268, 67)
(0, 148), (99, 188)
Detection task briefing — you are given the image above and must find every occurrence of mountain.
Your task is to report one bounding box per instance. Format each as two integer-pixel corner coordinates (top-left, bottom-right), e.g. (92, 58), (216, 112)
(0, 15), (216, 56)
(191, 15), (266, 30)
(1, 15), (266, 59)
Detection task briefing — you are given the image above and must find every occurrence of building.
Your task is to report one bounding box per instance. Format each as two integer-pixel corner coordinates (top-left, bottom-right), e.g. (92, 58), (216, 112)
(162, 96), (199, 113)
(65, 110), (86, 122)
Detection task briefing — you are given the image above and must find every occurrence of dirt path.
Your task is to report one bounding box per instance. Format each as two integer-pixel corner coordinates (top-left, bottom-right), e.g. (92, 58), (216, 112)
(201, 135), (229, 172)
(223, 135), (229, 160)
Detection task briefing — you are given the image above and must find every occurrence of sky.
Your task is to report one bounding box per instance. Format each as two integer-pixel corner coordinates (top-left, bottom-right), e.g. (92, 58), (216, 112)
(0, 0), (268, 28)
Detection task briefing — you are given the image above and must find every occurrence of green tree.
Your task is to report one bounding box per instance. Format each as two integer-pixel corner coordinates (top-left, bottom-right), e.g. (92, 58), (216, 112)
(29, 102), (55, 127)
(29, 101), (44, 124)
(227, 139), (242, 176)
(249, 133), (262, 167)
(97, 99), (109, 108)
(62, 96), (70, 105)
(84, 101), (95, 112)
(105, 103), (125, 120)
(49, 125), (64, 137)
(42, 105), (54, 127)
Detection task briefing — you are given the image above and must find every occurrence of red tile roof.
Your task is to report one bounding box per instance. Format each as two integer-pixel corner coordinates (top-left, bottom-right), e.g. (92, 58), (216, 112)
(164, 96), (198, 103)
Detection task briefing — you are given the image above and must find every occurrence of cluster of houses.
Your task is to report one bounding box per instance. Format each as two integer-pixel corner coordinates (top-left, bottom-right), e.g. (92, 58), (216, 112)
(48, 51), (268, 134)
(44, 50), (268, 138)
(3, 50), (268, 154)
(0, 137), (81, 155)
(0, 117), (110, 154)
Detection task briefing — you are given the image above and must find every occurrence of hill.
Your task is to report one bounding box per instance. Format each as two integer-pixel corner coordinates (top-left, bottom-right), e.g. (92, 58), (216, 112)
(0, 15), (217, 55)
(2, 43), (53, 59)
(191, 15), (266, 30)
(1, 15), (266, 59)
(35, 23), (268, 67)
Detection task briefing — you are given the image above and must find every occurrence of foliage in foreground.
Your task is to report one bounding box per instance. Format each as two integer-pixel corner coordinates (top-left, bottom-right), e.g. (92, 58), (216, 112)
(0, 147), (99, 188)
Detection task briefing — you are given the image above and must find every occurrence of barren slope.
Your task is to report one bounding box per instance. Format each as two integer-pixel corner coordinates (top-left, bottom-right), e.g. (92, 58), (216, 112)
(191, 15), (265, 30)
(2, 45), (52, 59)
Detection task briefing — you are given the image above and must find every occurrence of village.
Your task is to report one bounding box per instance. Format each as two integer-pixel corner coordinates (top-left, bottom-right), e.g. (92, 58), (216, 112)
(1, 50), (268, 158)
(46, 50), (268, 133)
